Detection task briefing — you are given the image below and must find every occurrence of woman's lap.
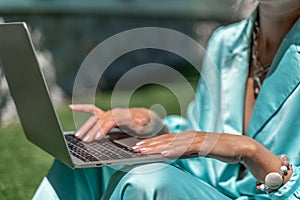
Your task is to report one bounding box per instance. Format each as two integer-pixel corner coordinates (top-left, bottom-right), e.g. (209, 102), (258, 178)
(33, 159), (231, 200)
(109, 162), (231, 200)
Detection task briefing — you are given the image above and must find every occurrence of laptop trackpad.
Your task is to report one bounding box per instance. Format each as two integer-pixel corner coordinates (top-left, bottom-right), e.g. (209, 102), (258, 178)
(112, 137), (142, 151)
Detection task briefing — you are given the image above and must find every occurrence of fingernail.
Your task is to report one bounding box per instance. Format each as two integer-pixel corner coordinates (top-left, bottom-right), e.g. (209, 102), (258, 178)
(139, 148), (149, 151)
(69, 104), (74, 109)
(136, 141), (145, 146)
(83, 135), (90, 142)
(161, 151), (168, 155)
(96, 131), (102, 139)
(132, 146), (139, 150)
(75, 131), (81, 137)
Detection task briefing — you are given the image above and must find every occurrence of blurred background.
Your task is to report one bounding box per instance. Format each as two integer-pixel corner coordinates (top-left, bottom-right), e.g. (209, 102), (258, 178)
(0, 0), (255, 199)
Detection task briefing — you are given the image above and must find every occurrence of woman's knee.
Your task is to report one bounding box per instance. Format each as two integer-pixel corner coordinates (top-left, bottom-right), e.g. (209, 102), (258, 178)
(124, 163), (176, 188)
(46, 160), (116, 200)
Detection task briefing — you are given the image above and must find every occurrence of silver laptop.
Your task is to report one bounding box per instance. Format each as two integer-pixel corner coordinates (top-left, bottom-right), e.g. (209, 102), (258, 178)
(0, 22), (181, 168)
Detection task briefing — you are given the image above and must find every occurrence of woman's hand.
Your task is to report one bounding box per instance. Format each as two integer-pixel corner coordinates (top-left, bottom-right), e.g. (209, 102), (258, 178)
(132, 131), (293, 184)
(69, 104), (167, 143)
(132, 131), (248, 164)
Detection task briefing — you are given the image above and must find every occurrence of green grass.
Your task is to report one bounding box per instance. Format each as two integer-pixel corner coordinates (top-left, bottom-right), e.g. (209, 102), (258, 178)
(0, 82), (196, 199)
(0, 123), (53, 199)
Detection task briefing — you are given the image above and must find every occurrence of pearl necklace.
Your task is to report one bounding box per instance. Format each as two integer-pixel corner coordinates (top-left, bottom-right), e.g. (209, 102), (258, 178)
(251, 18), (271, 96)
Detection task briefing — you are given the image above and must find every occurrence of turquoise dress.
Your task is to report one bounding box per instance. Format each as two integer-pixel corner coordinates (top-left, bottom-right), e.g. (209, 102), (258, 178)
(33, 12), (300, 200)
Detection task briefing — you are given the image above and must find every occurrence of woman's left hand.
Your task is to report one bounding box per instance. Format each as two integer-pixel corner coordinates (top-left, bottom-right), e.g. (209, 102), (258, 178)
(132, 130), (250, 164)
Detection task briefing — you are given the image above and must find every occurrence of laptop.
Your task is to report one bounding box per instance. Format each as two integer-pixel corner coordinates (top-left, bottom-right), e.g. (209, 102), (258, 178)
(0, 22), (181, 168)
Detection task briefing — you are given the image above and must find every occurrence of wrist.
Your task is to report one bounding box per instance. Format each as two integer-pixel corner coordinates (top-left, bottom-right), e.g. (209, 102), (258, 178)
(242, 138), (282, 182)
(256, 155), (293, 192)
(241, 138), (293, 190)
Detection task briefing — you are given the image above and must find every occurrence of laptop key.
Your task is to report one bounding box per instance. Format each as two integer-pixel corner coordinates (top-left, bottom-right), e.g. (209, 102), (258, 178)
(65, 135), (145, 163)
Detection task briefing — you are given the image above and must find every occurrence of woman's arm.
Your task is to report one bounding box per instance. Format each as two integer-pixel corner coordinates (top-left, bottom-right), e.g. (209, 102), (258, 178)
(132, 131), (293, 187)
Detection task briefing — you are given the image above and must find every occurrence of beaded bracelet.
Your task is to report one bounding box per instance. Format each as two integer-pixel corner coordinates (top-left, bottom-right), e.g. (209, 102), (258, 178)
(256, 154), (290, 192)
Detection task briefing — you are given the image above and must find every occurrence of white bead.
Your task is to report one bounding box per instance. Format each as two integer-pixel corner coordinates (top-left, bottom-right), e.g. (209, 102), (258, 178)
(265, 172), (283, 190)
(259, 184), (267, 191)
(280, 165), (288, 173)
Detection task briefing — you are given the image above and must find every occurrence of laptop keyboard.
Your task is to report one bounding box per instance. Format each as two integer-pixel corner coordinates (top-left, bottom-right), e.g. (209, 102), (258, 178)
(65, 134), (144, 163)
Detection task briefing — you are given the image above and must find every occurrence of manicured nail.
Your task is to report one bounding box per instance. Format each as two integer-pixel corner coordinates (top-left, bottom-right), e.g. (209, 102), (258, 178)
(75, 131), (81, 137)
(83, 135), (90, 142)
(139, 148), (149, 151)
(96, 131), (102, 139)
(161, 151), (168, 155)
(132, 146), (139, 150)
(136, 141), (145, 146)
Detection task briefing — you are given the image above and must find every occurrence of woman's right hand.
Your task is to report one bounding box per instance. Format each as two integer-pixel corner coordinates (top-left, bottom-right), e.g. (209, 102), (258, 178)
(69, 104), (167, 143)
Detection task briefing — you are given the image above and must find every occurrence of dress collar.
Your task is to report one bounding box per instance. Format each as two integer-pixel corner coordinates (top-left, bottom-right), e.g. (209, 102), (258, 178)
(247, 15), (300, 138)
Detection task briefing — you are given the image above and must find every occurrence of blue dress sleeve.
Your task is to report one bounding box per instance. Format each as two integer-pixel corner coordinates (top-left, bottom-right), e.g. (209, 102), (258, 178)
(163, 115), (189, 133)
(162, 26), (226, 133)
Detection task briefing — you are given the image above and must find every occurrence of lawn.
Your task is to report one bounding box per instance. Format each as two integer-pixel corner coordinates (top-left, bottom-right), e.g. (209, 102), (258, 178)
(0, 82), (197, 199)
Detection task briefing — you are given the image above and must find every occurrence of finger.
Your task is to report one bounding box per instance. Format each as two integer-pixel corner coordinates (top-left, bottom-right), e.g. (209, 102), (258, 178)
(97, 119), (117, 140)
(160, 145), (190, 157)
(69, 104), (104, 114)
(159, 135), (199, 157)
(135, 139), (165, 149)
(75, 116), (97, 139)
(136, 144), (167, 154)
(135, 134), (173, 146)
(138, 143), (190, 156)
(82, 123), (101, 143)
(133, 134), (195, 156)
(132, 136), (172, 153)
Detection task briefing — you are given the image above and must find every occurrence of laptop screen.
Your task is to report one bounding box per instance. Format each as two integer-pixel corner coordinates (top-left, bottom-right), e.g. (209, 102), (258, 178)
(0, 23), (72, 166)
